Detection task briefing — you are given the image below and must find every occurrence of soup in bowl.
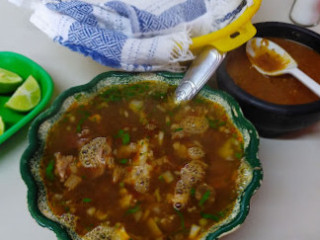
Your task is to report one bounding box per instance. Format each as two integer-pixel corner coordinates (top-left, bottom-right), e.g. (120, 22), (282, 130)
(21, 72), (262, 240)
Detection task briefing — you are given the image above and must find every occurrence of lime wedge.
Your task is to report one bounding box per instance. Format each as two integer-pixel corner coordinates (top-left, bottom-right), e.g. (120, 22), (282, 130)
(0, 68), (23, 94)
(0, 116), (4, 136)
(5, 75), (41, 112)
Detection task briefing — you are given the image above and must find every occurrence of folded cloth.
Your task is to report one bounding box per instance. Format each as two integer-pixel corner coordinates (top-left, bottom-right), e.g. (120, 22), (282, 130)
(10, 0), (252, 71)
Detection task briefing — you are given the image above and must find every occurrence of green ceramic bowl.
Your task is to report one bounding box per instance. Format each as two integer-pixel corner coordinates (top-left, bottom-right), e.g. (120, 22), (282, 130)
(0, 51), (54, 145)
(21, 72), (262, 240)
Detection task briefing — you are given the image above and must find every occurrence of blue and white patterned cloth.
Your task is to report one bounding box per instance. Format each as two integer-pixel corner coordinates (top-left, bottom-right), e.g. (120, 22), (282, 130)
(10, 0), (252, 71)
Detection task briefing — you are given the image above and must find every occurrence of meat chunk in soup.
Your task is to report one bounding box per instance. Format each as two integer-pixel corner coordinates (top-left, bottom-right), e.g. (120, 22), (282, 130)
(180, 116), (209, 135)
(54, 152), (75, 182)
(79, 137), (112, 168)
(124, 139), (153, 193)
(173, 160), (207, 210)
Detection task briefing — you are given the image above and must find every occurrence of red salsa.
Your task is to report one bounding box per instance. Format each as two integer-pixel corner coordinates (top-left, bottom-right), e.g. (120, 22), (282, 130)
(226, 37), (320, 105)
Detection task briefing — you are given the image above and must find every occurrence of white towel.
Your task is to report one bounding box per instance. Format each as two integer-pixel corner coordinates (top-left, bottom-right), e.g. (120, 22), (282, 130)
(10, 0), (252, 71)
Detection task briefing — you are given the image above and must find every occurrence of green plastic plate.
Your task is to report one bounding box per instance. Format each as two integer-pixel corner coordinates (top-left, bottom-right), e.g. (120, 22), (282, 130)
(0, 51), (54, 145)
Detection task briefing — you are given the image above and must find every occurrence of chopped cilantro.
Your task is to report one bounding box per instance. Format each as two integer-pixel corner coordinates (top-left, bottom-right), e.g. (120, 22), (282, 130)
(122, 134), (130, 145)
(45, 159), (55, 181)
(76, 118), (85, 133)
(118, 158), (129, 164)
(125, 204), (140, 215)
(76, 110), (90, 133)
(82, 198), (92, 203)
(101, 87), (122, 102)
(207, 118), (226, 129)
(85, 223), (94, 231)
(101, 83), (151, 103)
(198, 190), (211, 207)
(116, 129), (130, 145)
(232, 133), (238, 139)
(174, 127), (183, 132)
(74, 93), (82, 101)
(190, 187), (196, 197)
(200, 212), (219, 221)
(175, 210), (186, 231)
(194, 97), (206, 104)
(218, 210), (226, 218)
(151, 91), (166, 100)
(235, 152), (243, 159)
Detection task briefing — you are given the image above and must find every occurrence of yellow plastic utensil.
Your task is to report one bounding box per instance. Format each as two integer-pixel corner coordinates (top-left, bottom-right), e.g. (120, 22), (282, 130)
(191, 0), (262, 52)
(175, 0), (262, 102)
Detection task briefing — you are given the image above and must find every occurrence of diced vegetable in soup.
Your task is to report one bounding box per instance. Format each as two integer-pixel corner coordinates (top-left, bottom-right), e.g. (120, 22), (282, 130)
(41, 81), (244, 240)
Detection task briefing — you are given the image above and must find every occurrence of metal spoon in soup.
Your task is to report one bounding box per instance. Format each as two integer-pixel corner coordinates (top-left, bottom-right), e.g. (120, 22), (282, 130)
(246, 37), (320, 98)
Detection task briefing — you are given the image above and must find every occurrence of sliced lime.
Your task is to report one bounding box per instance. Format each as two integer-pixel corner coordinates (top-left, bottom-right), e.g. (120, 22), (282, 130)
(0, 116), (4, 136)
(0, 68), (23, 94)
(5, 75), (41, 112)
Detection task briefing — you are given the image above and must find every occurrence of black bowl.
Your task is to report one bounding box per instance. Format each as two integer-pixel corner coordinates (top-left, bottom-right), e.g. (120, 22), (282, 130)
(216, 22), (320, 138)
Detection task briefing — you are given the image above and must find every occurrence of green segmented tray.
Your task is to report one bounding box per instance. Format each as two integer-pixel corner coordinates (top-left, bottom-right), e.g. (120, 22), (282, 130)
(0, 51), (54, 145)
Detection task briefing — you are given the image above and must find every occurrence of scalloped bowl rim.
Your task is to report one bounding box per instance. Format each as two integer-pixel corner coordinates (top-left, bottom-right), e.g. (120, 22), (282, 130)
(20, 71), (263, 240)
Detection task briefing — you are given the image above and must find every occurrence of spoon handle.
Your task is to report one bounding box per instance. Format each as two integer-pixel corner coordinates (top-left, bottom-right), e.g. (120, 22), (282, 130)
(288, 68), (320, 98)
(174, 46), (225, 103)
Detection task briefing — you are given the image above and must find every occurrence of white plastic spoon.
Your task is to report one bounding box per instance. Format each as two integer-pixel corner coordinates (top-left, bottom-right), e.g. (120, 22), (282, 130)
(246, 37), (320, 98)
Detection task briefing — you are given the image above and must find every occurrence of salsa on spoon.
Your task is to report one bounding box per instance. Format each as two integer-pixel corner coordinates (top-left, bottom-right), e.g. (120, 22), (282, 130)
(246, 37), (320, 98)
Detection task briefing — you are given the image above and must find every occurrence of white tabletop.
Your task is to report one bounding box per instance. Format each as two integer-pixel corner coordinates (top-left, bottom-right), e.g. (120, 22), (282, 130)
(1, 1), (320, 239)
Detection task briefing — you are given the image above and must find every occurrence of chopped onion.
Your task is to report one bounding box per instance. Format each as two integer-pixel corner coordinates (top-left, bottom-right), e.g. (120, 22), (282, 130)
(114, 226), (131, 239)
(86, 207), (96, 216)
(199, 218), (208, 227)
(64, 174), (82, 191)
(142, 209), (150, 221)
(158, 131), (164, 145)
(162, 170), (174, 184)
(147, 218), (163, 237)
(129, 100), (143, 113)
(189, 224), (201, 239)
(173, 142), (188, 158)
(154, 188), (161, 202)
(119, 193), (133, 209)
(95, 210), (108, 221)
(133, 210), (143, 222)
(156, 105), (165, 112)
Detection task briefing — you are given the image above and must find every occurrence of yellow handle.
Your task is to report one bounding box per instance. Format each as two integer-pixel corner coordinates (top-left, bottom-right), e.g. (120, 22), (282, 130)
(207, 21), (256, 52)
(190, 0), (262, 52)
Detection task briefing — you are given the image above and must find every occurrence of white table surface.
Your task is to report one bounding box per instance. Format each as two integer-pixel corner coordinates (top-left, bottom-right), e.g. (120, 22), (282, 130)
(1, 1), (320, 239)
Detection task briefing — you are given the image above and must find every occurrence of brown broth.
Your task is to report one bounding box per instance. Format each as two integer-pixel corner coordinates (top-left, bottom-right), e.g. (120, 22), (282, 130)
(40, 81), (244, 240)
(226, 37), (320, 105)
